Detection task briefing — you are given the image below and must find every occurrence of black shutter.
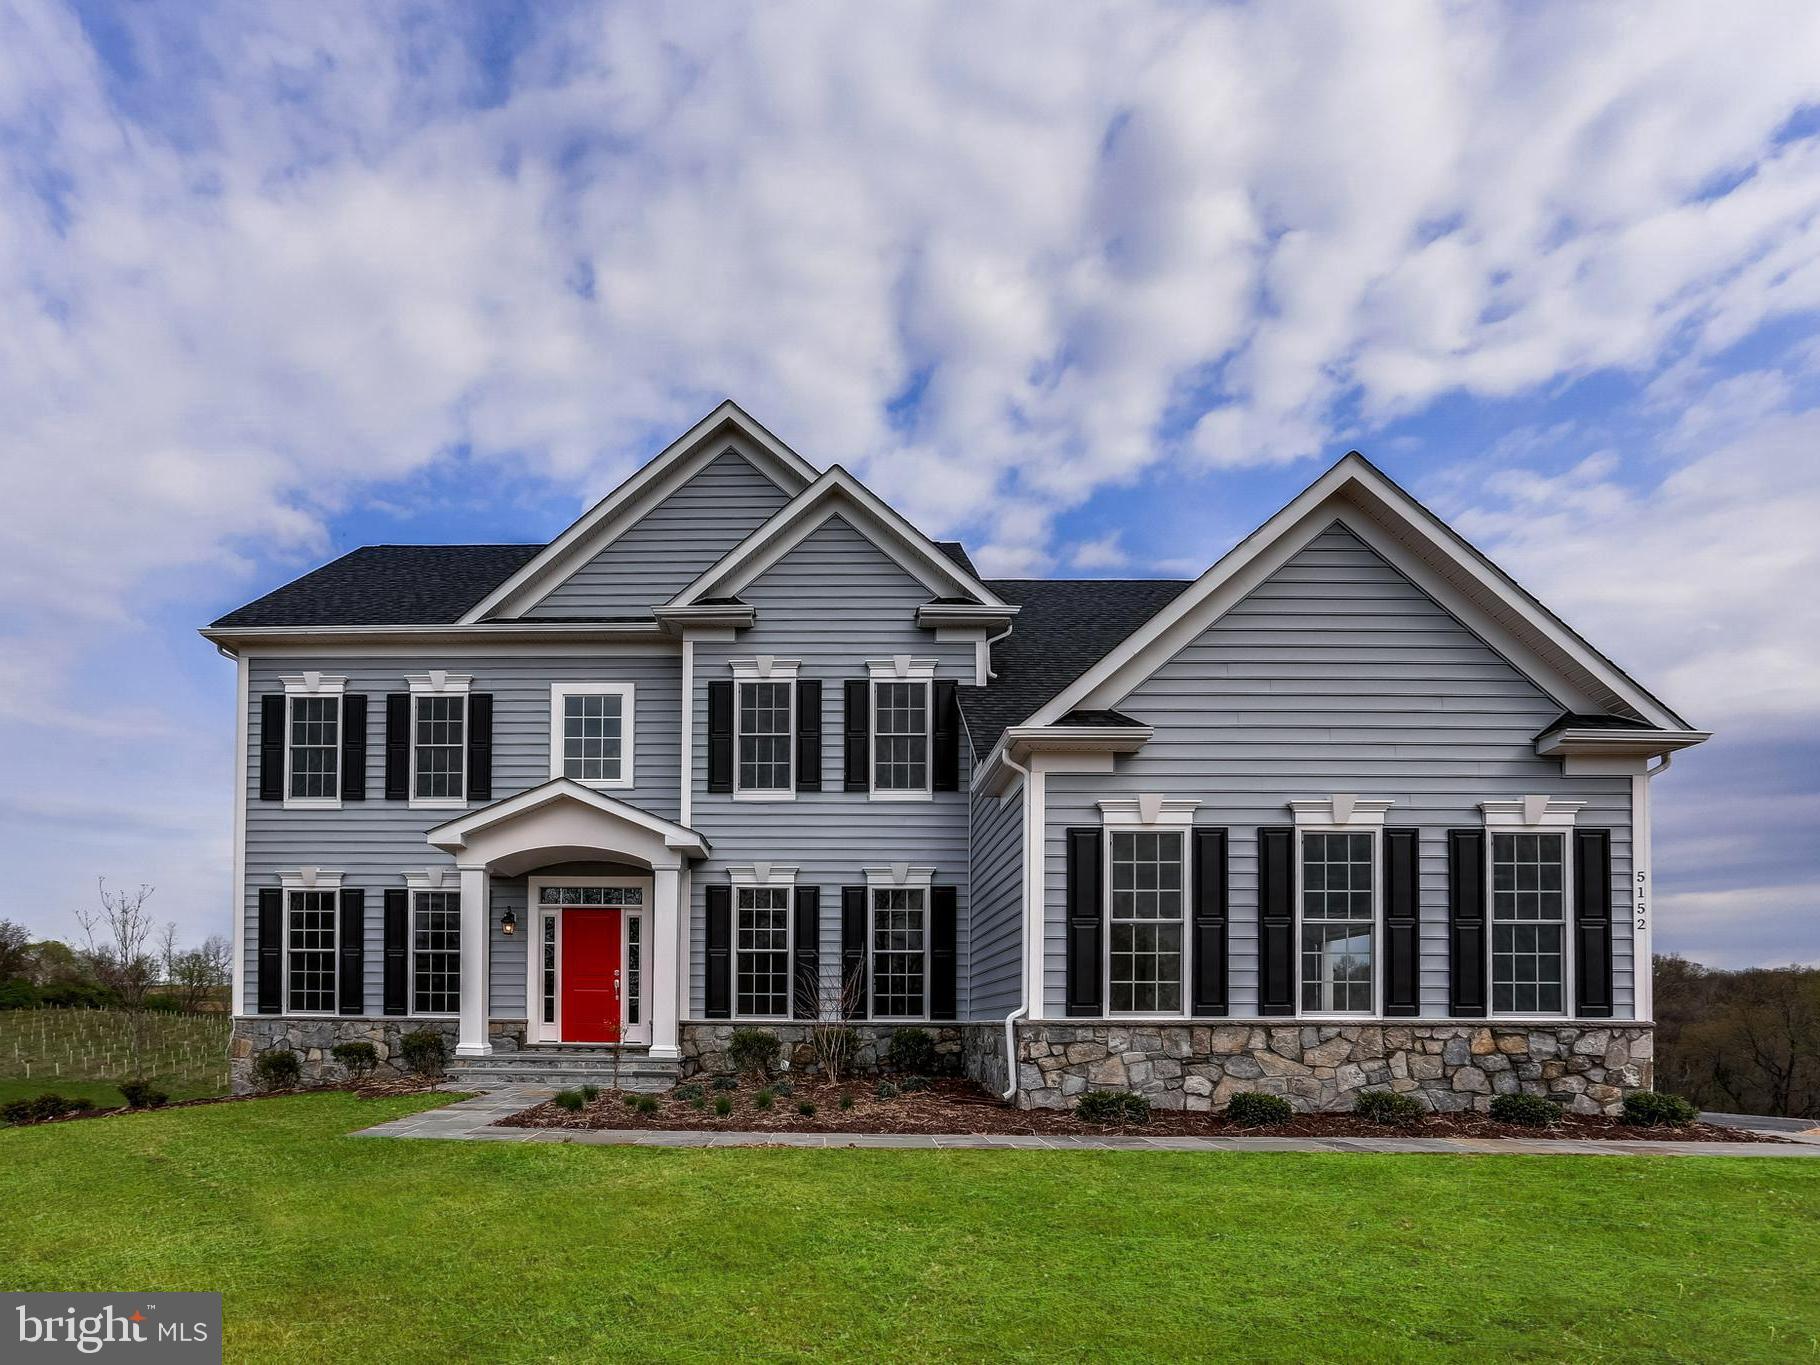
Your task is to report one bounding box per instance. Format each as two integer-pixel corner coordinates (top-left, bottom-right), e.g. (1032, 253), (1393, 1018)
(383, 889), (408, 1016)
(704, 884), (731, 1018)
(1257, 827), (1295, 1016)
(338, 890), (365, 1016)
(841, 886), (867, 1017)
(1064, 827), (1102, 1016)
(259, 694), (284, 802)
(1384, 829), (1420, 1017)
(340, 695), (368, 802)
(466, 694), (492, 802)
(1448, 830), (1488, 1016)
(708, 681), (734, 794)
(930, 886), (958, 1020)
(796, 680), (822, 792)
(843, 680), (870, 791)
(932, 680), (960, 792)
(1574, 828), (1614, 1018)
(384, 694), (410, 800)
(257, 887), (283, 1014)
(792, 887), (820, 1019)
(1191, 828), (1229, 1016)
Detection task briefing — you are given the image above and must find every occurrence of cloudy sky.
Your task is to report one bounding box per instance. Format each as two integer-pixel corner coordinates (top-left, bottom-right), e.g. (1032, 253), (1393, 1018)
(2, 1), (1816, 966)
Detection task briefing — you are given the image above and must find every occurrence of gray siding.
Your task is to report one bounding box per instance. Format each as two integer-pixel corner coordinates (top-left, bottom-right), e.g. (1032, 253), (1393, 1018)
(526, 450), (792, 618)
(241, 648), (680, 1014)
(688, 514), (975, 1018)
(1040, 524), (1635, 1019)
(967, 778), (1024, 1019)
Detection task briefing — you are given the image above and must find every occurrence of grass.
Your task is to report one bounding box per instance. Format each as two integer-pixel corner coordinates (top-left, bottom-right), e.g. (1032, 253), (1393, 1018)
(2, 1093), (1818, 1362)
(0, 1008), (229, 1104)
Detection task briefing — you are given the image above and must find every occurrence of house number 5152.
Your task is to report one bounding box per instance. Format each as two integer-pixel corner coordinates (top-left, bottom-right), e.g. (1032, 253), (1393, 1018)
(1634, 870), (1648, 933)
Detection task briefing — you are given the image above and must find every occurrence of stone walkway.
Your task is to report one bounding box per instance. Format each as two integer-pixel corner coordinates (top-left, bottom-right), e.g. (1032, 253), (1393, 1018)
(350, 1087), (1820, 1156)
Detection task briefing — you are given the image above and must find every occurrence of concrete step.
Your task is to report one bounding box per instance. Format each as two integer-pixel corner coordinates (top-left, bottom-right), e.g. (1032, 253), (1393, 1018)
(447, 1049), (681, 1093)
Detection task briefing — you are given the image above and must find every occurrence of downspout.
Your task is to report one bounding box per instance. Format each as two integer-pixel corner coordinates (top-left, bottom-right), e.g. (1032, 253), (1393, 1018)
(984, 619), (1015, 681)
(998, 749), (1032, 1101)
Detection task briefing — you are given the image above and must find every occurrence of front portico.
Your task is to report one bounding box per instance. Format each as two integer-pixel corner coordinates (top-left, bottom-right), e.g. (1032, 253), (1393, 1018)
(426, 779), (708, 1060)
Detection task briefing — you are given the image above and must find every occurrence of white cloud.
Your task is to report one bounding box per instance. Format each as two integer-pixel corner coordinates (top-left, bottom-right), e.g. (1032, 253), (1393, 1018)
(1068, 533), (1129, 572)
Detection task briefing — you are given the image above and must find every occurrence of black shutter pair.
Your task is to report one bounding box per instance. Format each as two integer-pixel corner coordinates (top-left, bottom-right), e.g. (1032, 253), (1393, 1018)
(707, 680), (823, 793)
(255, 886), (364, 1014)
(842, 678), (960, 792)
(258, 693), (368, 801)
(1445, 827), (1614, 1017)
(1065, 828), (1229, 1016)
(384, 692), (492, 801)
(703, 885), (825, 1019)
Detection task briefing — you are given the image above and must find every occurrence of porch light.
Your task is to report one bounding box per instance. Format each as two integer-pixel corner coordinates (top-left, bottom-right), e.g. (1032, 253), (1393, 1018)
(500, 909), (518, 936)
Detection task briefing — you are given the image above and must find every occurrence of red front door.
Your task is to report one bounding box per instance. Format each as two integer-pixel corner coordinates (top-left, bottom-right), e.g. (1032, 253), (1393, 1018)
(561, 910), (623, 1042)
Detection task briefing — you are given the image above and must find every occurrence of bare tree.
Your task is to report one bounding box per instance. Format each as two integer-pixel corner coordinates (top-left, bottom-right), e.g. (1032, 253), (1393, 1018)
(0, 918), (30, 981)
(161, 931), (233, 1013)
(76, 880), (164, 1075)
(798, 961), (865, 1083)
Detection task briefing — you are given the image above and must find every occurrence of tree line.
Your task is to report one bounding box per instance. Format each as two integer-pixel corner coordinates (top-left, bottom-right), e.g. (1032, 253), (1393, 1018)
(1654, 955), (1819, 1118)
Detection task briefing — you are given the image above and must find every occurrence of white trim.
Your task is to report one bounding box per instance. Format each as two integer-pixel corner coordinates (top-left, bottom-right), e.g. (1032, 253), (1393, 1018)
(405, 671), (472, 694)
(462, 401), (818, 623)
(679, 637), (695, 827)
(427, 777), (709, 859)
(1101, 822), (1192, 1020)
(406, 885), (463, 1019)
(866, 882), (932, 1023)
(1479, 796), (1585, 829)
(1536, 727), (1710, 759)
(730, 659), (799, 800)
(280, 674), (347, 811)
(403, 868), (456, 891)
(278, 868), (344, 890)
(868, 670), (934, 801)
(526, 875), (654, 1045)
(1481, 816), (1575, 1021)
(205, 623), (677, 649)
(279, 671), (346, 696)
(862, 864), (937, 889)
(548, 683), (636, 790)
(1292, 824), (1384, 1020)
(1097, 796), (1201, 828)
(727, 863), (801, 888)
(1289, 796), (1396, 828)
(1633, 766), (1656, 1021)
(279, 883), (341, 1018)
(406, 674), (472, 811)
(731, 881), (796, 1022)
(865, 656), (938, 681)
(230, 649), (248, 1015)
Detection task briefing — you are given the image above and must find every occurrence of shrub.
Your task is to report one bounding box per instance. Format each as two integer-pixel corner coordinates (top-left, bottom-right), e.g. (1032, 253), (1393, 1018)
(689, 1094), (707, 1112)
(898, 1075), (931, 1094)
(632, 1094), (660, 1116)
(839, 1092), (854, 1111)
(0, 978), (41, 1009)
(1075, 1090), (1151, 1124)
(886, 1027), (939, 1076)
(674, 1083), (704, 1102)
(2, 1093), (89, 1125)
(399, 1028), (448, 1078)
(727, 1027), (781, 1080)
(118, 1079), (170, 1110)
(1489, 1094), (1562, 1127)
(772, 1078), (794, 1098)
(142, 993), (186, 1013)
(1225, 1092), (1293, 1127)
(713, 1094), (733, 1117)
(1354, 1090), (1424, 1127)
(754, 1087), (775, 1110)
(580, 1084), (600, 1101)
(798, 1100), (817, 1117)
(330, 1041), (378, 1079)
(875, 1080), (900, 1100)
(710, 1075), (739, 1092)
(552, 1089), (586, 1112)
(39, 980), (118, 1010)
(1622, 1090), (1698, 1128)
(252, 1048), (301, 1092)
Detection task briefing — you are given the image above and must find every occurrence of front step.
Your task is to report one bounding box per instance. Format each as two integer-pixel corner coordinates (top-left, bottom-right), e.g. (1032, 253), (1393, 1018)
(447, 1049), (682, 1093)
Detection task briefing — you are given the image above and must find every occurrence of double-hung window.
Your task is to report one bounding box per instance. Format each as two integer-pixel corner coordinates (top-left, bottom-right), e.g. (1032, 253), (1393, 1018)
(1299, 832), (1375, 1014)
(735, 887), (793, 1017)
(870, 886), (928, 1019)
(282, 673), (346, 808)
(285, 888), (338, 1014)
(1491, 832), (1567, 1014)
(1108, 830), (1186, 1013)
(868, 659), (934, 798)
(407, 673), (470, 808)
(550, 683), (634, 788)
(411, 890), (461, 1016)
(731, 661), (797, 798)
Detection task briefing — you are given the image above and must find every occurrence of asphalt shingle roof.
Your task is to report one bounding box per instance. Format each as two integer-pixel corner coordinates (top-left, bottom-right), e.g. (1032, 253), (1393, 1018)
(209, 545), (541, 628)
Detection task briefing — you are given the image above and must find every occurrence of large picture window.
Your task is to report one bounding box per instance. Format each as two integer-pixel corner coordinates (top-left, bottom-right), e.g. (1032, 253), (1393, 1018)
(1300, 831), (1374, 1014)
(287, 696), (340, 801)
(1108, 830), (1185, 1013)
(411, 890), (461, 1015)
(412, 695), (466, 802)
(1491, 833), (1566, 1014)
(285, 890), (338, 1013)
(871, 887), (928, 1018)
(737, 681), (793, 794)
(550, 684), (634, 788)
(872, 681), (929, 793)
(736, 887), (792, 1017)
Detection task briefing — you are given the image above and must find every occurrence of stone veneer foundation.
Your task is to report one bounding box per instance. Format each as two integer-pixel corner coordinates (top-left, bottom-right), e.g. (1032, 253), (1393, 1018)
(230, 1017), (528, 1093)
(679, 1022), (972, 1078)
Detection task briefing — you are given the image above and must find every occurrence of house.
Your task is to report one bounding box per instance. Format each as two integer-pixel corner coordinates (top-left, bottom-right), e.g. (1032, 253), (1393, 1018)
(203, 401), (1709, 1112)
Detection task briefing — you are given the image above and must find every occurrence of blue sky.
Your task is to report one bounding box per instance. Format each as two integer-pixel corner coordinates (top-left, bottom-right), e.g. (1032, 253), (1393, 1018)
(1, 1), (1817, 967)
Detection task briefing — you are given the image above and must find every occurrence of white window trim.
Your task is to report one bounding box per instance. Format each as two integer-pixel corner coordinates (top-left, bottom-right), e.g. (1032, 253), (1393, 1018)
(866, 657), (937, 802)
(729, 866), (798, 1021)
(1099, 797), (1198, 1020)
(1290, 796), (1394, 1020)
(549, 683), (636, 790)
(280, 673), (346, 811)
(525, 875), (652, 1045)
(731, 659), (800, 801)
(864, 872), (933, 1023)
(406, 672), (472, 811)
(405, 882), (462, 1020)
(1481, 797), (1582, 1021)
(277, 870), (343, 1017)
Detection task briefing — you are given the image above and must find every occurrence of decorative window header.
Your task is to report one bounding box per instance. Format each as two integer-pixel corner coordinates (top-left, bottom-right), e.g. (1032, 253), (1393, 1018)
(1480, 796), (1585, 829)
(403, 868), (458, 891)
(279, 867), (344, 890)
(1097, 795), (1200, 829)
(280, 672), (345, 696)
(406, 671), (472, 695)
(729, 657), (801, 681)
(727, 863), (800, 889)
(1289, 795), (1396, 828)
(866, 656), (937, 681)
(862, 863), (936, 889)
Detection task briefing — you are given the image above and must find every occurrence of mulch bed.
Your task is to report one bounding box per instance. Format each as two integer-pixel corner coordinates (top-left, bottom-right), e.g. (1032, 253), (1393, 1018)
(0, 1077), (451, 1128)
(495, 1076), (1787, 1143)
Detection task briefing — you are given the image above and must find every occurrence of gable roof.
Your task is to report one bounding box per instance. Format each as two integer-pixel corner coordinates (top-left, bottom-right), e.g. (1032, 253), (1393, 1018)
(665, 465), (1009, 610)
(462, 400), (820, 623)
(1019, 452), (1701, 740)
(958, 578), (1191, 756)
(209, 545), (541, 629)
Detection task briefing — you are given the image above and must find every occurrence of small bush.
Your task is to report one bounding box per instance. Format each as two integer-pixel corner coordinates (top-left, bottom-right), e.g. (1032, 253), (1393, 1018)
(898, 1075), (931, 1094)
(1489, 1094), (1562, 1127)
(252, 1048), (301, 1092)
(118, 1079), (170, 1110)
(886, 1027), (939, 1076)
(0, 979), (41, 1009)
(1225, 1092), (1293, 1127)
(674, 1083), (704, 1102)
(710, 1075), (739, 1092)
(330, 1041), (378, 1078)
(399, 1028), (448, 1078)
(689, 1094), (707, 1111)
(727, 1027), (781, 1080)
(798, 1100), (817, 1117)
(632, 1094), (660, 1116)
(2, 1093), (89, 1125)
(553, 1089), (586, 1112)
(1075, 1090), (1151, 1124)
(772, 1078), (794, 1098)
(839, 1093), (854, 1111)
(875, 1080), (900, 1100)
(754, 1087), (775, 1110)
(1622, 1090), (1698, 1128)
(580, 1084), (600, 1101)
(1354, 1090), (1424, 1127)
(713, 1094), (733, 1117)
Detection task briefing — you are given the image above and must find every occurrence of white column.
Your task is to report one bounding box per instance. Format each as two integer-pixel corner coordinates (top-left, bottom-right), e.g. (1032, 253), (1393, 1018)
(1023, 761), (1048, 1020)
(649, 860), (682, 1059)
(456, 865), (492, 1057)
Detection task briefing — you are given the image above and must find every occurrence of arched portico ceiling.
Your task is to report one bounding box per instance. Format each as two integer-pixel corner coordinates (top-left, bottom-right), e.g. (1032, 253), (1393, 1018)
(424, 777), (709, 872)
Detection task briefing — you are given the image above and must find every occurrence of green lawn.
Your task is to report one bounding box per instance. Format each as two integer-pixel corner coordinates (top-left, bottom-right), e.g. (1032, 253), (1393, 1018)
(0, 1008), (230, 1106)
(3, 1094), (1817, 1363)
